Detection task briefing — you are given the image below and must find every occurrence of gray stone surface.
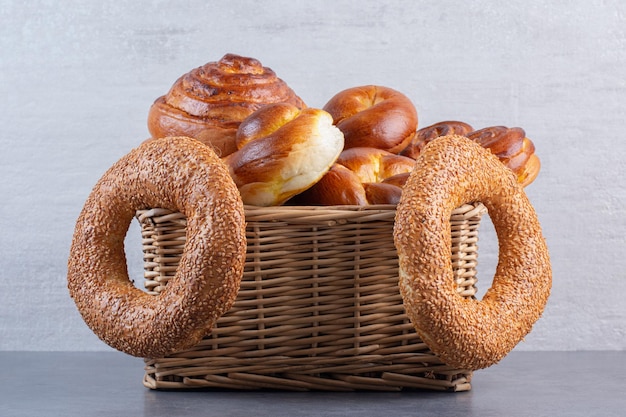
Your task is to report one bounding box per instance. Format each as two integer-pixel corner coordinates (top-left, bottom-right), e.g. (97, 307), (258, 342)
(2, 351), (625, 416)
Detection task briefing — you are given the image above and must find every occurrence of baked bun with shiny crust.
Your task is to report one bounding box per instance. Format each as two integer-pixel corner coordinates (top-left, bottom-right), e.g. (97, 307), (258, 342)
(292, 163), (369, 206)
(400, 120), (474, 159)
(362, 182), (404, 205)
(147, 53), (305, 157)
(381, 172), (410, 188)
(234, 102), (302, 149)
(323, 85), (418, 153)
(224, 103), (344, 206)
(336, 147), (416, 183)
(293, 147), (415, 205)
(400, 122), (541, 187)
(467, 126), (540, 187)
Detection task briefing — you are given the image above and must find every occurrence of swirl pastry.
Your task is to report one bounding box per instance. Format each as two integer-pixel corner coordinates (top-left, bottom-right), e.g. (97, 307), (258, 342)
(467, 126), (540, 187)
(400, 121), (474, 159)
(147, 53), (305, 156)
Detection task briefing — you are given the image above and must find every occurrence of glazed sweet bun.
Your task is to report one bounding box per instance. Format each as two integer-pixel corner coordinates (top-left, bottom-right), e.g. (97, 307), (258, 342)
(291, 163), (369, 206)
(363, 182), (403, 205)
(515, 153), (541, 188)
(400, 122), (541, 187)
(147, 53), (305, 156)
(323, 85), (418, 154)
(293, 147), (415, 205)
(224, 103), (344, 206)
(467, 126), (540, 187)
(234, 102), (302, 149)
(400, 120), (474, 159)
(381, 172), (410, 188)
(336, 147), (416, 184)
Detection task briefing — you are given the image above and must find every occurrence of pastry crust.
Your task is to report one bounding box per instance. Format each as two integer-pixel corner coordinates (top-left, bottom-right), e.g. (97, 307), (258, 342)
(67, 137), (246, 358)
(400, 121), (474, 159)
(224, 104), (344, 206)
(147, 54), (305, 157)
(467, 126), (540, 187)
(394, 135), (551, 370)
(400, 122), (540, 187)
(293, 147), (415, 205)
(323, 85), (418, 154)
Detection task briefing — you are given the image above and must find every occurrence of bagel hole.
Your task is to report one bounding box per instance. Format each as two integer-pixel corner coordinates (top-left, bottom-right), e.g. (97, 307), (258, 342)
(125, 219), (149, 292)
(473, 212), (498, 300)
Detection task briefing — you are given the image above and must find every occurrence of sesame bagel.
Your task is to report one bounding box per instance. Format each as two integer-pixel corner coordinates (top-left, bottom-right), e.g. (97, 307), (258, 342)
(67, 137), (246, 358)
(394, 135), (551, 370)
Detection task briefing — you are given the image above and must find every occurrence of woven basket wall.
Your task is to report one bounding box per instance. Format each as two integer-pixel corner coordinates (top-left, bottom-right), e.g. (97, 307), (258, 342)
(135, 203), (487, 392)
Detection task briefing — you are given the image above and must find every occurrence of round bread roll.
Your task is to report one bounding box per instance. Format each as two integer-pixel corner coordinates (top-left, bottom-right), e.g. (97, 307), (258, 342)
(336, 147), (416, 183)
(147, 53), (305, 156)
(323, 85), (418, 153)
(381, 172), (410, 188)
(400, 120), (474, 159)
(291, 163), (369, 206)
(362, 182), (404, 205)
(293, 147), (415, 205)
(224, 103), (344, 206)
(234, 102), (302, 149)
(67, 137), (247, 358)
(394, 135), (551, 370)
(467, 126), (540, 187)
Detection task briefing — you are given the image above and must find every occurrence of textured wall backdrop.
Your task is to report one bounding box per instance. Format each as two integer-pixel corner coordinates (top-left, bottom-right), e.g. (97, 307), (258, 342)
(1, 0), (625, 351)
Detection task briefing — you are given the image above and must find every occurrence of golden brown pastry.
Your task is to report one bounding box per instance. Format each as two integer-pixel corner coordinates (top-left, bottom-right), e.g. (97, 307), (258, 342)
(336, 147), (416, 183)
(467, 126), (540, 187)
(67, 137), (247, 358)
(224, 103), (344, 206)
(323, 85), (418, 154)
(381, 172), (410, 188)
(402, 122), (541, 187)
(291, 163), (369, 205)
(394, 135), (551, 370)
(363, 182), (404, 205)
(147, 53), (305, 156)
(400, 120), (474, 159)
(293, 147), (415, 205)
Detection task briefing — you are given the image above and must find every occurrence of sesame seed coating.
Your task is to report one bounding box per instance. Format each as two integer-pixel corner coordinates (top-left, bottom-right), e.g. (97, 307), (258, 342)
(393, 135), (551, 370)
(67, 137), (246, 358)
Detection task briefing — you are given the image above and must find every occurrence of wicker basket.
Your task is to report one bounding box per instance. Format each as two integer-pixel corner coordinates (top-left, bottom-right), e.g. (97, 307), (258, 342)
(136, 203), (487, 392)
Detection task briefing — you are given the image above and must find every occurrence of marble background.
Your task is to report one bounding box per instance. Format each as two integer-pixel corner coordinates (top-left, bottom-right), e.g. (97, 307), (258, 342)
(1, 0), (624, 352)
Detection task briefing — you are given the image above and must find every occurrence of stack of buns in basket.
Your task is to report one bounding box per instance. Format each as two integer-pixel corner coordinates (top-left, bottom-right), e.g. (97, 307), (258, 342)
(68, 53), (551, 374)
(147, 53), (540, 207)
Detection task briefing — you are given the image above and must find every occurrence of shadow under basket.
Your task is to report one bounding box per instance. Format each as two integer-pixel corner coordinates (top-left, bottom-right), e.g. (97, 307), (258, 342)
(135, 203), (487, 392)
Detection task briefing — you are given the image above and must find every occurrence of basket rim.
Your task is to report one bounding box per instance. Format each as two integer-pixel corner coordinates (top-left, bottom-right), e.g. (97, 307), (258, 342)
(136, 202), (487, 221)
